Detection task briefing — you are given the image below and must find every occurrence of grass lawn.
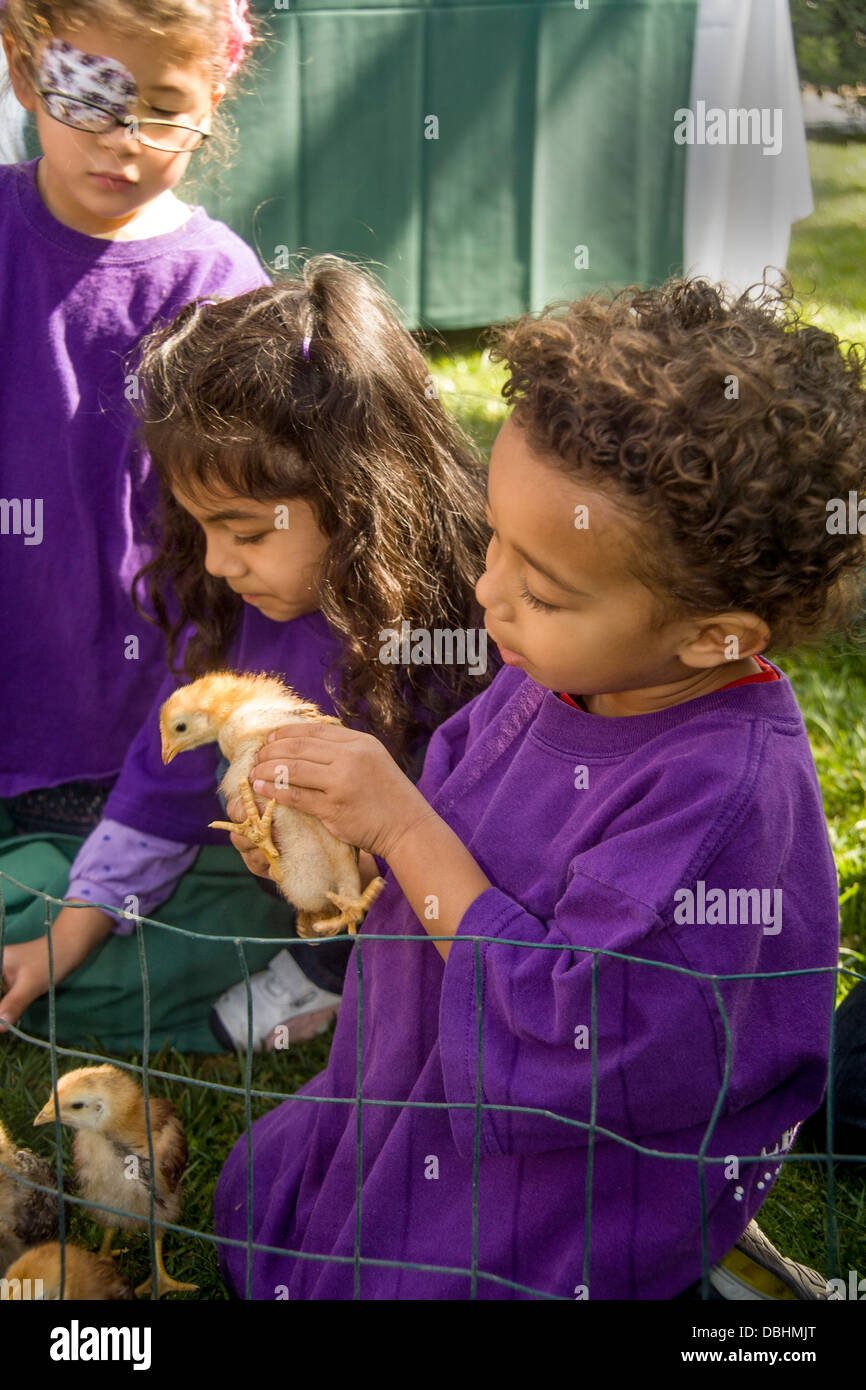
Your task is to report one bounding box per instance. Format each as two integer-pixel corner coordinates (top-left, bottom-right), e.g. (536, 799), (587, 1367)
(765, 133), (866, 1276)
(786, 136), (866, 346)
(3, 140), (866, 1302)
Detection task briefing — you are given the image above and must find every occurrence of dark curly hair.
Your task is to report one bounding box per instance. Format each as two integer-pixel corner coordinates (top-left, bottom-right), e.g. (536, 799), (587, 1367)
(487, 275), (866, 651)
(132, 255), (495, 767)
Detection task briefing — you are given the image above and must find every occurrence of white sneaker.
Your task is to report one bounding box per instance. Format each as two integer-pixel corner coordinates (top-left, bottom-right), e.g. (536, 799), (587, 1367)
(210, 949), (341, 1052)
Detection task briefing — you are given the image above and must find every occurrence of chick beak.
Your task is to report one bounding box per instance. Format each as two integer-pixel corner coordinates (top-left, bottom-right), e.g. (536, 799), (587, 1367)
(33, 1104), (54, 1127)
(161, 735), (178, 765)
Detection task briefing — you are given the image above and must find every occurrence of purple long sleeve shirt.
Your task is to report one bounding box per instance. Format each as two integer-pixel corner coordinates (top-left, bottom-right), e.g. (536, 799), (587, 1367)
(66, 819), (198, 927)
(214, 661), (838, 1300)
(0, 158), (270, 794)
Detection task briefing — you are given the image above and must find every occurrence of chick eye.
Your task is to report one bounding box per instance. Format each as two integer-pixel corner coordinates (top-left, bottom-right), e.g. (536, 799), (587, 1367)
(520, 583), (558, 613)
(70, 1102), (84, 1110)
(176, 722), (187, 733)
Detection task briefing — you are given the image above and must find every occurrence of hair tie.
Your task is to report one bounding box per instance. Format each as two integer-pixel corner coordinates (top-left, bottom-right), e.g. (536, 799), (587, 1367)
(302, 336), (312, 361)
(224, 0), (254, 80)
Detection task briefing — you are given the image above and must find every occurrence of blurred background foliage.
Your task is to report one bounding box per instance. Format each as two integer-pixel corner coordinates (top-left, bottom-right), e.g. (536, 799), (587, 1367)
(791, 0), (866, 97)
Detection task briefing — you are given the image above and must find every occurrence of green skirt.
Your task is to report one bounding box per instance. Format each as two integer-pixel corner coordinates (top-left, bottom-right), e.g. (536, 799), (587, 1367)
(0, 819), (294, 1054)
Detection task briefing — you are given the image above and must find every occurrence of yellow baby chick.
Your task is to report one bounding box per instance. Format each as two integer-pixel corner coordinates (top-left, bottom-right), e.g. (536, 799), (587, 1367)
(1, 1242), (134, 1300)
(34, 1066), (196, 1299)
(160, 671), (384, 938)
(0, 1118), (59, 1274)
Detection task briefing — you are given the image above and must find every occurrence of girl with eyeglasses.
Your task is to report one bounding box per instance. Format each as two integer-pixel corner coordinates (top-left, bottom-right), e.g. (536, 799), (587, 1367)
(0, 2), (270, 834)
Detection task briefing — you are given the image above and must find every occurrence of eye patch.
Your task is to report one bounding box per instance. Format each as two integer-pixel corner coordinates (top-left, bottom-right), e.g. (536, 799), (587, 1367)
(37, 37), (138, 121)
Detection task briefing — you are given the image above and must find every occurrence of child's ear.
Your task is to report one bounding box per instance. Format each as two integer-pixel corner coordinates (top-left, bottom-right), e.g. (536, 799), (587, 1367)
(210, 81), (227, 113)
(677, 612), (771, 670)
(3, 35), (38, 112)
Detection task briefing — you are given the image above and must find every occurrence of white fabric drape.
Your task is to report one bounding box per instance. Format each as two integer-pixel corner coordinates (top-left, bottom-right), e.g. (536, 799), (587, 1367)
(0, 44), (27, 163)
(683, 0), (813, 295)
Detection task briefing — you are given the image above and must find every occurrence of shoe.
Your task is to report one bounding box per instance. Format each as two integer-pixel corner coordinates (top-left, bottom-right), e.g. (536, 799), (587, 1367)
(708, 1220), (838, 1300)
(210, 949), (341, 1052)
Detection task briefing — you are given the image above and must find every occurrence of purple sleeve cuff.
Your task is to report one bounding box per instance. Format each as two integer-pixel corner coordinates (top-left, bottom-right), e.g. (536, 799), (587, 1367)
(438, 887), (524, 1160)
(67, 818), (198, 936)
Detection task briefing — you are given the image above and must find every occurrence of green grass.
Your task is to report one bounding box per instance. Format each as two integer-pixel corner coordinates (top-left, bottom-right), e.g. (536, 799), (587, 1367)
(787, 136), (866, 346)
(424, 327), (509, 459)
(754, 644), (866, 1278)
(5, 139), (866, 1301)
(775, 643), (866, 970)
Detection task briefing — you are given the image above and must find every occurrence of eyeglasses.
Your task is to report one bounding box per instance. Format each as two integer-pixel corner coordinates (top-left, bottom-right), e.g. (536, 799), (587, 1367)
(33, 87), (211, 153)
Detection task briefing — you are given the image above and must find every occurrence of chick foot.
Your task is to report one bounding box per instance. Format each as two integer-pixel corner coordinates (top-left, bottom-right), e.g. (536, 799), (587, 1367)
(210, 778), (280, 870)
(298, 876), (385, 938)
(97, 1228), (129, 1257)
(135, 1238), (198, 1299)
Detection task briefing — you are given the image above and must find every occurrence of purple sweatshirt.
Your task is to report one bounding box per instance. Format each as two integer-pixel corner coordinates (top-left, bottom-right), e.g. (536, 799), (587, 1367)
(0, 158), (270, 794)
(214, 661), (838, 1300)
(66, 608), (347, 928)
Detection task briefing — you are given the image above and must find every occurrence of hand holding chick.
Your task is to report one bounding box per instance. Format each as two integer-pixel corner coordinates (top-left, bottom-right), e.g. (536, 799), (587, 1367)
(250, 722), (435, 864)
(160, 672), (385, 937)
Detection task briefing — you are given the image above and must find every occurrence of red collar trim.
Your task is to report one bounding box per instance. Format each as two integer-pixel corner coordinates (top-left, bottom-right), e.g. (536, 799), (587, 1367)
(559, 656), (779, 710)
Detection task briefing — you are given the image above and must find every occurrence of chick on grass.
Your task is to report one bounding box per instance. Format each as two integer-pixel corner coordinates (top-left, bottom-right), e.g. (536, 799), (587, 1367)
(34, 1066), (196, 1299)
(160, 672), (384, 937)
(0, 1119), (59, 1274)
(1, 1242), (135, 1300)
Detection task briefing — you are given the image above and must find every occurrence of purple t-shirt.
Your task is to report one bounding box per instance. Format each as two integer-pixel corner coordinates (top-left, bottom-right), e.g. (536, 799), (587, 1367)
(214, 661), (839, 1300)
(0, 158), (271, 794)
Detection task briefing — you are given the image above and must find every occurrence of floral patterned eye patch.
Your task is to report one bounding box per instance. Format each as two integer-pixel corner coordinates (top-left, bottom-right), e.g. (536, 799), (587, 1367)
(37, 38), (139, 121)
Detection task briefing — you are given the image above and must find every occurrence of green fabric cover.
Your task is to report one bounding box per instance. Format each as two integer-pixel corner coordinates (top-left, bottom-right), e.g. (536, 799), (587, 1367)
(0, 822), (293, 1054)
(205, 0), (698, 328)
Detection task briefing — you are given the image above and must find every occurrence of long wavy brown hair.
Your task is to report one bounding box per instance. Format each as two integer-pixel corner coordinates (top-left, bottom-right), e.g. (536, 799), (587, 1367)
(132, 255), (495, 766)
(487, 275), (866, 650)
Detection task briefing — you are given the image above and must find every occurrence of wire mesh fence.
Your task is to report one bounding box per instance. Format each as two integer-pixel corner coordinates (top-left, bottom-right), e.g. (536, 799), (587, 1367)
(1, 866), (864, 1302)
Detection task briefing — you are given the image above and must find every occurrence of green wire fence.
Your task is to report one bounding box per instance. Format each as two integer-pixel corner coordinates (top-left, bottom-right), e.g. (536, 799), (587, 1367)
(1, 867), (863, 1302)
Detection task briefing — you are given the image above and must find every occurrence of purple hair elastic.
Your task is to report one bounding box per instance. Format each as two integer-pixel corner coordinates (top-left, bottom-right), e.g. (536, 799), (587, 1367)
(302, 336), (312, 361)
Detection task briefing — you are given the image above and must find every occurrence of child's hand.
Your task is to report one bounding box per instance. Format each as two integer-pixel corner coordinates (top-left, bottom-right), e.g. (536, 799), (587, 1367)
(250, 725), (435, 861)
(0, 904), (113, 1032)
(0, 938), (52, 1031)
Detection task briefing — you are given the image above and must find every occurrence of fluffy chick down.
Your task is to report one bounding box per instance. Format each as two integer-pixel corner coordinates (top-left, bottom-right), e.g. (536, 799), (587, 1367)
(0, 1118), (60, 1274)
(1, 1242), (134, 1300)
(34, 1065), (187, 1233)
(160, 671), (383, 937)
